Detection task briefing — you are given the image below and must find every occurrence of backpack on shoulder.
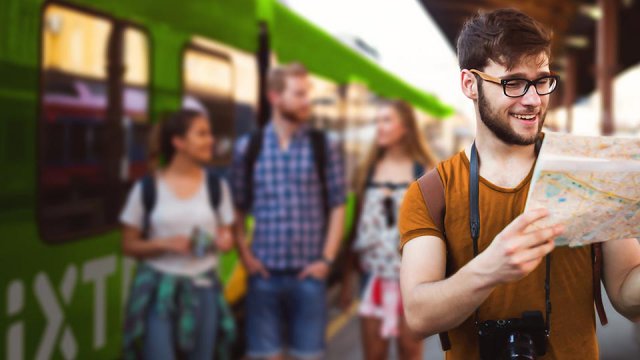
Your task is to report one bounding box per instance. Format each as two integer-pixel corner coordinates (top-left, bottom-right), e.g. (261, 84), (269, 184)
(240, 128), (329, 217)
(139, 169), (222, 238)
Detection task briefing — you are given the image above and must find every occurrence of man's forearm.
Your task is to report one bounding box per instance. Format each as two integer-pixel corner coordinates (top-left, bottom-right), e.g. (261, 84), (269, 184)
(603, 237), (640, 322)
(618, 265), (640, 321)
(322, 205), (345, 261)
(405, 256), (496, 337)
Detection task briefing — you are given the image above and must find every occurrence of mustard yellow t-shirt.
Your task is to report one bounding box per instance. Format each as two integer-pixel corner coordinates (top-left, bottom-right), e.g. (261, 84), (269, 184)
(399, 151), (596, 360)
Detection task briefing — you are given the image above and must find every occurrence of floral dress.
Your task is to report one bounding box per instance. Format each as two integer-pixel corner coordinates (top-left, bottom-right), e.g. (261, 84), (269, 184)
(353, 181), (410, 338)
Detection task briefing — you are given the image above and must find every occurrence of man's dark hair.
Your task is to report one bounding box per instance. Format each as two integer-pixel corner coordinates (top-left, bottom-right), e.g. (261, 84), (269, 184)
(456, 8), (552, 71)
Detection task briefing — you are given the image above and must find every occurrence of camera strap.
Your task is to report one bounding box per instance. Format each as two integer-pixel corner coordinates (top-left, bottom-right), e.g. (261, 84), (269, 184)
(470, 141), (551, 335)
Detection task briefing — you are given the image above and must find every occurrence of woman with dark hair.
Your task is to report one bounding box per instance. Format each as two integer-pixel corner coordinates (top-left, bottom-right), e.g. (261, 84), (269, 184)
(119, 109), (235, 359)
(341, 100), (437, 360)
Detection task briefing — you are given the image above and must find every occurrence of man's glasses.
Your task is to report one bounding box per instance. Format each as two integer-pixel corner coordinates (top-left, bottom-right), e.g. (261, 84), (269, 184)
(469, 69), (559, 98)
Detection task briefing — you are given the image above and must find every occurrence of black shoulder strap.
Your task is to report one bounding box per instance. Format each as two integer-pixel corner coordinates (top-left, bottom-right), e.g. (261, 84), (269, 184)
(244, 130), (264, 212)
(309, 129), (329, 217)
(413, 162), (425, 179)
(470, 142), (481, 255)
(140, 174), (156, 239)
(534, 135), (607, 325)
(593, 243), (608, 325)
(205, 169), (222, 210)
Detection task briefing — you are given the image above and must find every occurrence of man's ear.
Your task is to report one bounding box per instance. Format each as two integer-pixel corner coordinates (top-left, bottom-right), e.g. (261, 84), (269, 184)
(461, 69), (478, 100)
(267, 89), (280, 106)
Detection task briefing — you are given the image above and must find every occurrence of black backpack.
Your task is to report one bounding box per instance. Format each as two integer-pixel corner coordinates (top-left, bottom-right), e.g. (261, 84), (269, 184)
(241, 128), (329, 216)
(140, 169), (222, 238)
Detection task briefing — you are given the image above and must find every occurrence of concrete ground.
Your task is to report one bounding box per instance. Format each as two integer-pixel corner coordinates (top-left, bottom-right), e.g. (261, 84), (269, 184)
(326, 290), (640, 359)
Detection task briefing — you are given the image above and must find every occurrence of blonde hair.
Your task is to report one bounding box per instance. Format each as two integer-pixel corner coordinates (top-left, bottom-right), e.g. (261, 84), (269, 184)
(267, 62), (308, 93)
(353, 99), (438, 196)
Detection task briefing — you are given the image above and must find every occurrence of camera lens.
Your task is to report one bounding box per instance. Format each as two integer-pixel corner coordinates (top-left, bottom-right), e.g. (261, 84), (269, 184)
(504, 332), (537, 360)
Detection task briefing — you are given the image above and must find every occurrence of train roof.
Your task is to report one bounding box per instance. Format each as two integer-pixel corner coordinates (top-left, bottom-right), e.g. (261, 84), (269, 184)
(3, 0), (452, 117)
(261, 1), (454, 118)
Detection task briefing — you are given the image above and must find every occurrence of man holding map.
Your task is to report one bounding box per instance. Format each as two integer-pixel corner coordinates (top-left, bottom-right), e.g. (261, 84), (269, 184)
(399, 8), (640, 360)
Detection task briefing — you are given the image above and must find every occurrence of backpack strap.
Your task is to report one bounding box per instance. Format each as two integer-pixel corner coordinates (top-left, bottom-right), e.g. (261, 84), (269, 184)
(309, 129), (329, 217)
(413, 162), (425, 179)
(205, 168), (222, 210)
(417, 168), (446, 235)
(140, 174), (157, 239)
(416, 167), (450, 351)
(243, 130), (264, 212)
(592, 242), (608, 325)
(140, 170), (222, 239)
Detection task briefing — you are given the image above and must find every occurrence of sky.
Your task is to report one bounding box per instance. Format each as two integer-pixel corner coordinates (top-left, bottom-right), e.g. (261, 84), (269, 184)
(282, 0), (475, 120)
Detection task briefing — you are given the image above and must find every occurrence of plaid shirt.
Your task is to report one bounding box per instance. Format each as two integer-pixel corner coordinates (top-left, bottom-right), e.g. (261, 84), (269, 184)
(231, 123), (346, 270)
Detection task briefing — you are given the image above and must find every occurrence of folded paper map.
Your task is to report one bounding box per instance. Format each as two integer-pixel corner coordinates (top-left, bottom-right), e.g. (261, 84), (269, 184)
(525, 132), (640, 247)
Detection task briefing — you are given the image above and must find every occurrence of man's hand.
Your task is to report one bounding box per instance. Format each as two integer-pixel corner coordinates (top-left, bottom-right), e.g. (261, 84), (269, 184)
(473, 208), (564, 287)
(162, 236), (192, 255)
(298, 261), (330, 280)
(240, 251), (270, 278)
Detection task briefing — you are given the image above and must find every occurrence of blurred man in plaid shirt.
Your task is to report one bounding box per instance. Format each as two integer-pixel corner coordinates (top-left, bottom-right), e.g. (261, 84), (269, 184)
(231, 62), (346, 360)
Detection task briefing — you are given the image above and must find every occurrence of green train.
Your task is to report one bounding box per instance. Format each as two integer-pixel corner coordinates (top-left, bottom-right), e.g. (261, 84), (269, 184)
(0, 0), (452, 358)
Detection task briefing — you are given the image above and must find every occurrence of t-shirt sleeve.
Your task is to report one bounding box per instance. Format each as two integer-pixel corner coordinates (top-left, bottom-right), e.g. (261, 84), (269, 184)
(119, 181), (144, 231)
(398, 181), (445, 252)
(218, 178), (236, 226)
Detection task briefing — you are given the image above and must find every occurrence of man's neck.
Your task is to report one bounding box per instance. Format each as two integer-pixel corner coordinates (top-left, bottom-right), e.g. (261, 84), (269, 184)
(466, 126), (538, 188)
(474, 138), (536, 164)
(272, 113), (303, 150)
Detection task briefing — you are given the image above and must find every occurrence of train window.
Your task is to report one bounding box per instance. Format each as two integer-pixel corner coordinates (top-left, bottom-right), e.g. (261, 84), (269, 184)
(182, 46), (235, 165)
(122, 28), (150, 183)
(39, 4), (150, 243)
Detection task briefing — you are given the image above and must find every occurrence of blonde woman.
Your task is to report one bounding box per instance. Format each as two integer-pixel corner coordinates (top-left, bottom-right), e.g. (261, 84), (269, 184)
(341, 100), (437, 360)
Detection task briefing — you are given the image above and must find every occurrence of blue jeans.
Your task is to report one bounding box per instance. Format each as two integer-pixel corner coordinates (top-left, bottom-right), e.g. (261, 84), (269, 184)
(143, 286), (218, 360)
(246, 273), (327, 359)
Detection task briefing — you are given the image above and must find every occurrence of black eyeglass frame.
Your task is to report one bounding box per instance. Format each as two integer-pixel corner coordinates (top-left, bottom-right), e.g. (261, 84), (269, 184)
(469, 69), (560, 98)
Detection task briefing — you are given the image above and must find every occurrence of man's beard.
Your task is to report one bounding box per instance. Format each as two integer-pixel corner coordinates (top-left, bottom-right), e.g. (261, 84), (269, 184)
(478, 86), (545, 146)
(280, 104), (308, 124)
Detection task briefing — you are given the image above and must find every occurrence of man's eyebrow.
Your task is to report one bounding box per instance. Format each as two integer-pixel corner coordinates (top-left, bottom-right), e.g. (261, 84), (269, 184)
(503, 71), (552, 79)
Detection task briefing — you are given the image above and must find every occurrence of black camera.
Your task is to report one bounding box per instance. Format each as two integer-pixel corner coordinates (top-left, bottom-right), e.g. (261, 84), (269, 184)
(478, 311), (548, 360)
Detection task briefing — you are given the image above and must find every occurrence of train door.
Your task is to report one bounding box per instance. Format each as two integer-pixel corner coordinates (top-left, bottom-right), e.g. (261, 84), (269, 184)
(39, 3), (150, 243)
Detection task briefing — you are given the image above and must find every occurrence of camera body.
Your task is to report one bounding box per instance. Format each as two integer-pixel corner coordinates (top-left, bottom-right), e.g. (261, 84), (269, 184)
(478, 311), (547, 360)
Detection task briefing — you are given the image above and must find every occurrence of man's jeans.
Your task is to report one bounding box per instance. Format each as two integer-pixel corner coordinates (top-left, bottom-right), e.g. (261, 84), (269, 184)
(246, 272), (328, 359)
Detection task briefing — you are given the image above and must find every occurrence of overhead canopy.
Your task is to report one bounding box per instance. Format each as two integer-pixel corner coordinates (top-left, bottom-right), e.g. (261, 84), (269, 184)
(419, 0), (640, 99)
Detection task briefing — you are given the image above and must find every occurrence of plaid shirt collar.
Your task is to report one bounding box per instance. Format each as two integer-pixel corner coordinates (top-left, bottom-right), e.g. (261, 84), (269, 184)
(265, 120), (311, 144)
